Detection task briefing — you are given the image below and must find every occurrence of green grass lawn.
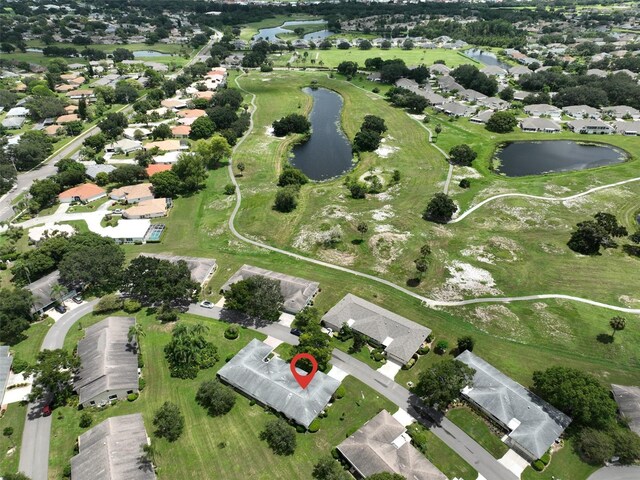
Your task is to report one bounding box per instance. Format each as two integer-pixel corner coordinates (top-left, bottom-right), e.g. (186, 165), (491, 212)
(269, 47), (479, 69)
(48, 309), (396, 480)
(447, 406), (509, 459)
(409, 423), (478, 480)
(8, 319), (53, 365)
(522, 439), (598, 480)
(0, 403), (27, 475)
(66, 196), (110, 213)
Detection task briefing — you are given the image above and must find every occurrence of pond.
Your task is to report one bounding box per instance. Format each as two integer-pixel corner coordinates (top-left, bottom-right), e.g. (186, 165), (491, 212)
(464, 48), (511, 70)
(254, 20), (334, 42)
(133, 50), (170, 57)
(495, 141), (628, 177)
(290, 87), (353, 181)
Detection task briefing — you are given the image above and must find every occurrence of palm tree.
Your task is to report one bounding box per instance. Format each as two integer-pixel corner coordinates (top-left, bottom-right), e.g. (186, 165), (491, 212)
(127, 323), (146, 345)
(610, 316), (626, 338)
(51, 283), (68, 304)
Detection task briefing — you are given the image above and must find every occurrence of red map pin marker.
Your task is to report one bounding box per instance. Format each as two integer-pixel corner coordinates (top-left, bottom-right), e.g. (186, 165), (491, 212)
(290, 353), (318, 389)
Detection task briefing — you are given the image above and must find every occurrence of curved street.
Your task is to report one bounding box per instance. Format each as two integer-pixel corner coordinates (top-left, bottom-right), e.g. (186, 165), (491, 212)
(587, 466), (640, 480)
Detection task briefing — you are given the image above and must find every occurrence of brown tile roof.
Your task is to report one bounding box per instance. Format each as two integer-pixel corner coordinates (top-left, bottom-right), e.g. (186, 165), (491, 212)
(59, 183), (106, 201)
(146, 164), (173, 176)
(176, 109), (206, 118)
(56, 114), (79, 124)
(171, 125), (191, 136)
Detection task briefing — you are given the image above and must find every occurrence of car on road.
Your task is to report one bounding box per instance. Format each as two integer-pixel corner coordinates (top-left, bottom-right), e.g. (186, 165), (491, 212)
(54, 304), (67, 314)
(200, 300), (214, 309)
(112, 208), (123, 214)
(290, 328), (302, 337)
(72, 295), (83, 304)
(42, 405), (52, 417)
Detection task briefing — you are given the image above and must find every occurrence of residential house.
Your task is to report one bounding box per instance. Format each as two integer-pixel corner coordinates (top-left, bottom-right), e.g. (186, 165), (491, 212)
(145, 164), (172, 176)
(101, 219), (152, 244)
(139, 253), (217, 286)
(480, 65), (507, 78)
(44, 125), (63, 136)
(70, 414), (155, 480)
(176, 109), (206, 119)
(123, 127), (151, 140)
(110, 183), (154, 204)
(74, 316), (139, 408)
(105, 138), (142, 154)
(161, 98), (187, 110)
(6, 107), (28, 118)
(611, 385), (640, 436)
(562, 105), (601, 119)
(456, 350), (571, 462)
(613, 121), (640, 136)
(602, 105), (640, 120)
(221, 264), (319, 314)
(428, 64), (450, 75)
(437, 75), (464, 92)
(520, 118), (561, 133)
(144, 139), (186, 152)
(171, 125), (191, 138)
(0, 347), (13, 406)
(424, 91), (446, 106)
(55, 114), (79, 124)
(2, 117), (26, 129)
(322, 294), (430, 366)
(513, 90), (531, 102)
(86, 164), (116, 180)
(567, 119), (613, 134)
(66, 89), (95, 100)
(459, 89), (487, 102)
(478, 97), (510, 111)
(436, 102), (475, 118)
(123, 198), (171, 219)
(217, 339), (340, 428)
(470, 110), (495, 124)
(524, 104), (562, 120)
(586, 68), (608, 78)
(509, 65), (532, 79)
(58, 183), (106, 203)
(337, 410), (446, 480)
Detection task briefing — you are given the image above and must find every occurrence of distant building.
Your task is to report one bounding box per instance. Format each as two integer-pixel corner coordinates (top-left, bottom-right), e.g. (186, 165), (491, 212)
(123, 198), (171, 219)
(75, 316), (139, 407)
(110, 183), (154, 204)
(71, 413), (155, 480)
(523, 103), (562, 120)
(58, 183), (106, 203)
(337, 410), (446, 480)
(519, 117), (561, 133)
(456, 350), (571, 461)
(567, 119), (613, 134)
(217, 339), (340, 428)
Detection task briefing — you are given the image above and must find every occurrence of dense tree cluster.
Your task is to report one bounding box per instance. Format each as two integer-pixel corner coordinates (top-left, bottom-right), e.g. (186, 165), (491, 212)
(385, 87), (428, 114)
(486, 111), (518, 133)
(290, 307), (332, 372)
(272, 114), (311, 137)
(451, 64), (498, 97)
(353, 115), (386, 152)
(27, 349), (80, 407)
(164, 323), (219, 379)
(567, 212), (628, 255)
(224, 276), (284, 321)
(423, 193), (458, 223)
(0, 287), (33, 345)
(448, 144), (477, 166)
(415, 359), (475, 412)
(5, 131), (54, 171)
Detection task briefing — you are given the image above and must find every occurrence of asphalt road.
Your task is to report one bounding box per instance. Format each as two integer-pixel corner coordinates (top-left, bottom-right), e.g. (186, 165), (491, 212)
(18, 300), (98, 480)
(587, 466), (640, 480)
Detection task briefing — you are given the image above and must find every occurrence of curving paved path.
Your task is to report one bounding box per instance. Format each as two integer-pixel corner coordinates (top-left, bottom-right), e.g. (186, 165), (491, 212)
(226, 74), (640, 315)
(587, 466), (640, 480)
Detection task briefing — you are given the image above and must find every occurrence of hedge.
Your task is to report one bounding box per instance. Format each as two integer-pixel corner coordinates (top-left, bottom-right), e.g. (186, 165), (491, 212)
(127, 393), (139, 402)
(532, 460), (545, 471)
(308, 419), (321, 433)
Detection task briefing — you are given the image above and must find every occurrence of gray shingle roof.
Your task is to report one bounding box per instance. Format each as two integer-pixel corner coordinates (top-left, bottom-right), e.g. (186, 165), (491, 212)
(217, 339), (339, 428)
(75, 317), (139, 405)
(26, 270), (59, 313)
(322, 294), (431, 365)
(337, 410), (446, 480)
(611, 384), (640, 435)
(0, 346), (13, 405)
(456, 351), (571, 459)
(221, 264), (319, 314)
(71, 413), (155, 480)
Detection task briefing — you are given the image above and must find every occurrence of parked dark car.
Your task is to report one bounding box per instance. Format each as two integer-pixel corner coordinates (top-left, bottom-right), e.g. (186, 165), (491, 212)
(54, 304), (67, 314)
(72, 295), (83, 304)
(290, 328), (302, 337)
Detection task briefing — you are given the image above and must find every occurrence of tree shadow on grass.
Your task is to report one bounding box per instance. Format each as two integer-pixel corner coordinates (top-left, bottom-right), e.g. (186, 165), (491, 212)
(351, 239), (364, 245)
(406, 278), (421, 287)
(596, 333), (614, 344)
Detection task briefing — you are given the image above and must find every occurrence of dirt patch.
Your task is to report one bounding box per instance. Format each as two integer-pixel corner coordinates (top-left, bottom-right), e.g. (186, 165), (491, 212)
(368, 231), (411, 273)
(321, 205), (356, 222)
(540, 242), (566, 255)
(460, 245), (495, 265)
(545, 184), (572, 195)
(319, 248), (356, 265)
(619, 295), (640, 307)
(451, 166), (482, 181)
(375, 137), (399, 158)
(265, 126), (275, 136)
(371, 204), (395, 221)
(531, 302), (573, 342)
(432, 261), (501, 301)
(468, 304), (527, 341)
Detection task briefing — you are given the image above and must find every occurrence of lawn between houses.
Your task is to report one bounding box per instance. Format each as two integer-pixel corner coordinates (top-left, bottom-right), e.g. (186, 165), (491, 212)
(48, 310), (400, 480)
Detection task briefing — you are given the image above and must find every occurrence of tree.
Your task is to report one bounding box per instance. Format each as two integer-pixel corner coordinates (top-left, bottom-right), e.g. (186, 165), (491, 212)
(577, 428), (615, 465)
(312, 457), (349, 480)
(609, 316), (626, 338)
(451, 64), (497, 97)
(190, 116), (216, 140)
(173, 154), (206, 193)
(164, 323), (218, 379)
(151, 123), (172, 141)
(532, 366), (617, 429)
(499, 86), (514, 101)
(2, 474), (31, 480)
(58, 233), (125, 292)
(112, 47), (134, 63)
(291, 307), (332, 371)
(274, 186), (299, 213)
(350, 331), (367, 354)
(337, 61), (358, 77)
(121, 256), (200, 307)
(361, 115), (387, 134)
(611, 428), (640, 464)
(153, 402), (185, 442)
(415, 360), (475, 412)
(434, 124), (442, 138)
(260, 418), (296, 455)
(84, 133), (107, 152)
(114, 81), (140, 104)
(449, 144), (477, 166)
(224, 276), (284, 322)
(206, 106), (237, 130)
(568, 212), (628, 255)
(414, 257), (428, 279)
(237, 162), (245, 176)
(486, 111), (517, 133)
(1, 43), (15, 54)
(27, 349), (79, 407)
(108, 164), (147, 186)
(127, 323), (145, 346)
(357, 222), (368, 239)
(29, 179), (60, 211)
(26, 96), (66, 121)
(278, 165), (308, 188)
(353, 129), (381, 152)
(9, 131), (53, 171)
(423, 193), (457, 223)
(457, 336), (475, 352)
(272, 114), (311, 137)
(98, 112), (128, 139)
(195, 380), (236, 416)
(150, 170), (182, 198)
(359, 40), (372, 50)
(193, 135), (232, 169)
(0, 287), (33, 345)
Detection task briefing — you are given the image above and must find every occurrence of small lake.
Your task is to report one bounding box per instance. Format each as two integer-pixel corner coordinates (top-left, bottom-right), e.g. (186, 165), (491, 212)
(495, 141), (627, 177)
(465, 48), (511, 70)
(133, 50), (170, 57)
(290, 87), (353, 181)
(254, 20), (334, 42)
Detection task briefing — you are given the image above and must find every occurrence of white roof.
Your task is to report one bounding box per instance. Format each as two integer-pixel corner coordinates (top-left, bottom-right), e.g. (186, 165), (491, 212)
(7, 107), (29, 117)
(153, 151), (181, 164)
(28, 223), (76, 243)
(101, 219), (150, 240)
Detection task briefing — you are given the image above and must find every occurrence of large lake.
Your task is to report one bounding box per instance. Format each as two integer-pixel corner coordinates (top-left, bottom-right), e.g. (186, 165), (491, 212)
(254, 20), (334, 42)
(465, 48), (511, 70)
(290, 87), (353, 181)
(495, 141), (627, 177)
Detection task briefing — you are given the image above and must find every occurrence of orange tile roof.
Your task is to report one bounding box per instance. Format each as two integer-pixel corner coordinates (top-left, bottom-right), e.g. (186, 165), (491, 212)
(194, 91), (214, 100)
(44, 125), (63, 136)
(177, 109), (206, 118)
(58, 183), (105, 201)
(56, 114), (79, 124)
(146, 164), (173, 176)
(64, 105), (78, 113)
(171, 125), (191, 136)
